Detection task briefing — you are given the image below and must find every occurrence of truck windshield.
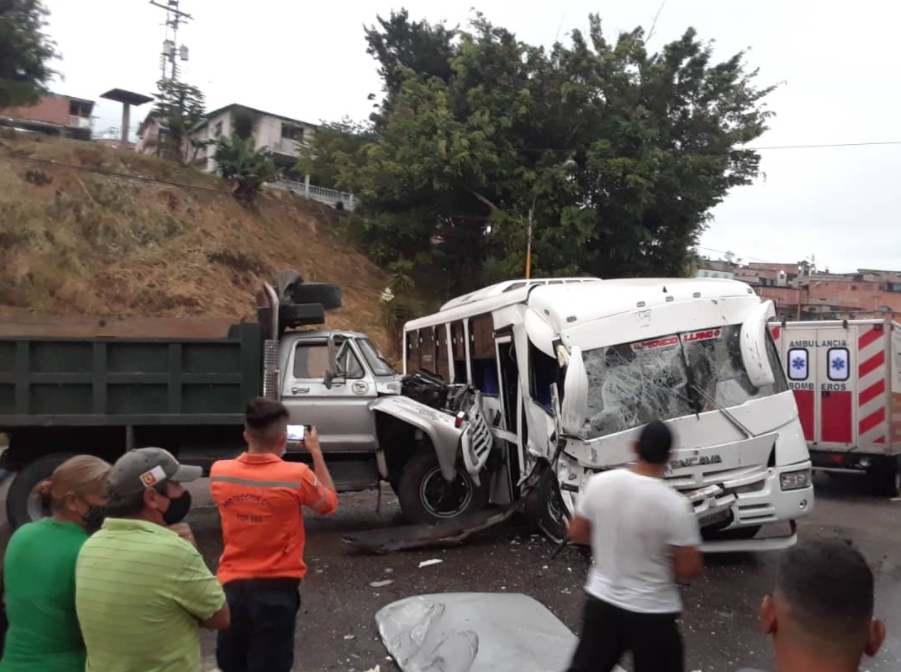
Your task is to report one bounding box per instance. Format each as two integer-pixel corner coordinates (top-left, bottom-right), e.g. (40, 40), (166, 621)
(582, 325), (787, 439)
(357, 338), (396, 376)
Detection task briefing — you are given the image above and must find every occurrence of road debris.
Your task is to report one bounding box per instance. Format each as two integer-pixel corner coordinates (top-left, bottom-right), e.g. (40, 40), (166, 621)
(370, 579), (395, 588)
(342, 505), (521, 554)
(418, 559), (443, 568)
(375, 593), (626, 672)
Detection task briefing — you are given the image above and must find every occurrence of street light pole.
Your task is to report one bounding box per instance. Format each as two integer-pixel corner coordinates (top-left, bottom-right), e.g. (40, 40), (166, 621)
(525, 206), (534, 280)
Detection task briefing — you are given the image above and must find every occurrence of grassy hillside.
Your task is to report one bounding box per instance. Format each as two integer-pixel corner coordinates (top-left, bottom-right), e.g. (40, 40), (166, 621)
(0, 133), (393, 352)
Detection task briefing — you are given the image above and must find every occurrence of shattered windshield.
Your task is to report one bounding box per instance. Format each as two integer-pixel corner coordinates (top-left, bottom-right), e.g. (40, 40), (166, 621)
(357, 338), (397, 376)
(582, 325), (787, 440)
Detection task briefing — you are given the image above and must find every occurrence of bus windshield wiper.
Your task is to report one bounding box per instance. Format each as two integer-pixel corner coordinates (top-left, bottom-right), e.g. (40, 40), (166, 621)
(690, 384), (755, 439)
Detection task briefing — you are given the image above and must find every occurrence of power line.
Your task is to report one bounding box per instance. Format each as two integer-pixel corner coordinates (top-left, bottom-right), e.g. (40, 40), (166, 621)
(695, 246), (775, 264)
(747, 140), (901, 151)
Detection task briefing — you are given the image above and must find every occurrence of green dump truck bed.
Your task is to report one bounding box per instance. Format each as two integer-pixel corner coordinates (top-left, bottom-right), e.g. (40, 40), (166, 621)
(0, 318), (262, 427)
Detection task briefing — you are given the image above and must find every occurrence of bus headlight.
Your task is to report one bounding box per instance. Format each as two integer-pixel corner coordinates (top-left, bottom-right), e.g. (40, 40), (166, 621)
(780, 468), (811, 491)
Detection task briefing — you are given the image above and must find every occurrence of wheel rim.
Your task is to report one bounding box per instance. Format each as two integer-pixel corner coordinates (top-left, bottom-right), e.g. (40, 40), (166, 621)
(26, 481), (49, 521)
(419, 466), (473, 519)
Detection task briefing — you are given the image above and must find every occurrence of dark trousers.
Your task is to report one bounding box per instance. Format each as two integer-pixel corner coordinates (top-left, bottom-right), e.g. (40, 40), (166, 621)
(566, 595), (684, 672)
(216, 578), (301, 672)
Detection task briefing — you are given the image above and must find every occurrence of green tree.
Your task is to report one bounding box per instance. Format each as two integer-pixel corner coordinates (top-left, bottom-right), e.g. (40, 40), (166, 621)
(0, 0), (58, 109)
(296, 117), (373, 190)
(364, 9), (457, 127)
(152, 79), (205, 163)
(214, 133), (277, 206)
(305, 11), (775, 293)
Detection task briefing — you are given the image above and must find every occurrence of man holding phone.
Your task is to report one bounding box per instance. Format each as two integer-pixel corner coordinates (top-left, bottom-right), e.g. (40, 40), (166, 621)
(210, 398), (338, 672)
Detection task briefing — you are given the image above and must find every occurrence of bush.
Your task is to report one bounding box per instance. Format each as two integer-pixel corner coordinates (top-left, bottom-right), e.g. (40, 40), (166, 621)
(214, 133), (277, 207)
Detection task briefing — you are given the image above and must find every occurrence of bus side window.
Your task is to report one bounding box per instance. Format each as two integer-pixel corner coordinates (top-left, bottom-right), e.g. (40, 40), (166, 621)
(420, 327), (436, 374)
(406, 330), (420, 373)
(469, 314), (498, 394)
(436, 325), (450, 381)
(530, 341), (558, 410)
(451, 321), (467, 383)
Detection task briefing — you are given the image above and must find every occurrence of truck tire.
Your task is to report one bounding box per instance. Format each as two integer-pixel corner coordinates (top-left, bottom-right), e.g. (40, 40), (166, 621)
(6, 453), (75, 529)
(397, 451), (488, 525)
(286, 282), (342, 310)
(522, 466), (569, 542)
(873, 456), (901, 498)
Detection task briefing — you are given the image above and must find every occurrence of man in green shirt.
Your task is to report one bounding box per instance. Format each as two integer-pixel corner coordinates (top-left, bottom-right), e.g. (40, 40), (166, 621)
(76, 448), (230, 672)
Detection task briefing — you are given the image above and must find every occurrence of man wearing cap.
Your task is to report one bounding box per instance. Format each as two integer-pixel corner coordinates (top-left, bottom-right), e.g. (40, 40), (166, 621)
(75, 448), (230, 672)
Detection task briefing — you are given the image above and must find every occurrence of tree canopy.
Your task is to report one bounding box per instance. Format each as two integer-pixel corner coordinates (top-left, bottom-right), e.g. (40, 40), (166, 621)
(0, 0), (58, 109)
(152, 79), (206, 163)
(302, 11), (775, 293)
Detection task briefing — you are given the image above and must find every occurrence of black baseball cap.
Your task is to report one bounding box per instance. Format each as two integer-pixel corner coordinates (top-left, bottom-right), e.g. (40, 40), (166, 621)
(108, 447), (203, 498)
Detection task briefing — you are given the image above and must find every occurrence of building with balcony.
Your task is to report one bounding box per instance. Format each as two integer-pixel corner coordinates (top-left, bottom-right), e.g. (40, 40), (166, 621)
(0, 92), (94, 140)
(188, 104), (318, 175)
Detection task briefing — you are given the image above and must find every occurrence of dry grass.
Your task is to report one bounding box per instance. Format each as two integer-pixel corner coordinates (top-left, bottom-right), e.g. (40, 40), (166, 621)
(0, 134), (391, 351)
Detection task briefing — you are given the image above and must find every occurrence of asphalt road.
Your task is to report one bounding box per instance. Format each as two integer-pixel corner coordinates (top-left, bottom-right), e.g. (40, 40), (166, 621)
(1, 473), (900, 672)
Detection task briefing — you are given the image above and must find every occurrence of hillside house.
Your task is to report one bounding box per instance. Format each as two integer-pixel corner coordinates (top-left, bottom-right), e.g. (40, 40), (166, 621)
(0, 92), (94, 140)
(188, 104), (318, 175)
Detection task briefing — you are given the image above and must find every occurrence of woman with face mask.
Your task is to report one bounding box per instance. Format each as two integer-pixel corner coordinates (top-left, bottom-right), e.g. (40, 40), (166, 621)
(0, 455), (110, 672)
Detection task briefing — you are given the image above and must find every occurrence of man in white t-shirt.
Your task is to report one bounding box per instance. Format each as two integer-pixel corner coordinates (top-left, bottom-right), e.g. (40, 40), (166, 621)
(565, 420), (703, 672)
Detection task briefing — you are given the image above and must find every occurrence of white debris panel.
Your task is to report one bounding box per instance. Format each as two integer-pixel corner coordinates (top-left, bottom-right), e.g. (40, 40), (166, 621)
(376, 593), (619, 672)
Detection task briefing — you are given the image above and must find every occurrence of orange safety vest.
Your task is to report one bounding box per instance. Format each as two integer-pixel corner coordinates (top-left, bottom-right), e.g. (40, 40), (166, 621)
(210, 453), (338, 584)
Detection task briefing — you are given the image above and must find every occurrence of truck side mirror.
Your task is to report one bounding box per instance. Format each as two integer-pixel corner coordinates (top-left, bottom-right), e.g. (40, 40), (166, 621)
(324, 334), (347, 389)
(741, 300), (777, 388)
(560, 345), (589, 435)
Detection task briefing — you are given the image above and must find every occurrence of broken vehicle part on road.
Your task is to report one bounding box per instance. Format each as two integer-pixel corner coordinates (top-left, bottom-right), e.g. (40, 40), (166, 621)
(376, 593), (622, 672)
(342, 503), (522, 554)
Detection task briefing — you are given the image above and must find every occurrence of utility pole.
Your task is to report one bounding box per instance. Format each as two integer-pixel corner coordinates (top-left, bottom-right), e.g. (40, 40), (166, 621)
(150, 0), (192, 80)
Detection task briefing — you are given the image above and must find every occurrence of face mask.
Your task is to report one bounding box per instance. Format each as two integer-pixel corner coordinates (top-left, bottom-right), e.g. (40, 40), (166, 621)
(81, 504), (106, 533)
(162, 490), (192, 525)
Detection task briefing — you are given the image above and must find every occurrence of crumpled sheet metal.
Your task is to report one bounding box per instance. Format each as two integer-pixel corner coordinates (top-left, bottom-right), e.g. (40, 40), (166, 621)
(376, 593), (580, 672)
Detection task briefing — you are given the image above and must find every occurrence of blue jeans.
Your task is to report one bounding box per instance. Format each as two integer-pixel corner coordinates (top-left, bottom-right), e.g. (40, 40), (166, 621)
(216, 578), (301, 672)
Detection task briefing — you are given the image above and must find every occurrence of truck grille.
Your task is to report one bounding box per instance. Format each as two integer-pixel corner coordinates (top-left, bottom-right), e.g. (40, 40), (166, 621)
(467, 397), (493, 462)
(262, 339), (279, 399)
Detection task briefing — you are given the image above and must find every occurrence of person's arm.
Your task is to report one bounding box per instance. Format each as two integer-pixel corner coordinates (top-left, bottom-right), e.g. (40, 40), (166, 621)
(566, 515), (592, 546)
(305, 427), (336, 497)
(670, 497), (703, 581)
(172, 547), (230, 630)
(672, 545), (703, 581)
(168, 523), (197, 548)
(199, 601), (230, 630)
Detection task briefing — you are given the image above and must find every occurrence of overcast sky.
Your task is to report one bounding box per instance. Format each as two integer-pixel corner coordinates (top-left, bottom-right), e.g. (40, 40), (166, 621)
(42, 0), (901, 273)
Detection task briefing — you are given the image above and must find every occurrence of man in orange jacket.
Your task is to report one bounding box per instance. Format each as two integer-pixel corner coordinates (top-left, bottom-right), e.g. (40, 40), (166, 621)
(211, 398), (338, 672)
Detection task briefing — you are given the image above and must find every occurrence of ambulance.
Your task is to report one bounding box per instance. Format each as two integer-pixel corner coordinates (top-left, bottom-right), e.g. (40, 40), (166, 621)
(772, 319), (901, 496)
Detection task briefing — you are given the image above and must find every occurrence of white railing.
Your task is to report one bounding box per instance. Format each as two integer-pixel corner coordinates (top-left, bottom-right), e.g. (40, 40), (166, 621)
(267, 178), (356, 211)
(69, 115), (92, 129)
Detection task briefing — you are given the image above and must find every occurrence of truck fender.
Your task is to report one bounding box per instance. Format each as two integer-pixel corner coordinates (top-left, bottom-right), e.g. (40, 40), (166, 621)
(370, 396), (464, 482)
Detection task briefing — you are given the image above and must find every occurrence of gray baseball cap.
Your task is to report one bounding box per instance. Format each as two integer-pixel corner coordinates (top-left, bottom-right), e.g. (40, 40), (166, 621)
(108, 447), (203, 498)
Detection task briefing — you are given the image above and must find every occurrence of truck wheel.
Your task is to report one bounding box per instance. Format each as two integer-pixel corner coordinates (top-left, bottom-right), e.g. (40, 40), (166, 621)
(874, 456), (901, 498)
(6, 453), (74, 529)
(286, 282), (342, 310)
(397, 451), (488, 525)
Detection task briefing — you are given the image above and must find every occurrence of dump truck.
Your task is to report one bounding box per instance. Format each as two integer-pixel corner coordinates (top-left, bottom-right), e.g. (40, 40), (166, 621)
(0, 273), (491, 528)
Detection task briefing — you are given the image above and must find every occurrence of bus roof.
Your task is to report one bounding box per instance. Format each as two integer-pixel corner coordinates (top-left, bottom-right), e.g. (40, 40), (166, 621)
(405, 277), (755, 332)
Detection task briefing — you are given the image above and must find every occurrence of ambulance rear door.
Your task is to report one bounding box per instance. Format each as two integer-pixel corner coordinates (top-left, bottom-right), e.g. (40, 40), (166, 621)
(781, 322), (857, 450)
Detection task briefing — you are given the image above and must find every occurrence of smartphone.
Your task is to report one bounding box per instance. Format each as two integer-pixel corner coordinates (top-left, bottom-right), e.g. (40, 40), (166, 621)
(286, 424), (311, 444)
